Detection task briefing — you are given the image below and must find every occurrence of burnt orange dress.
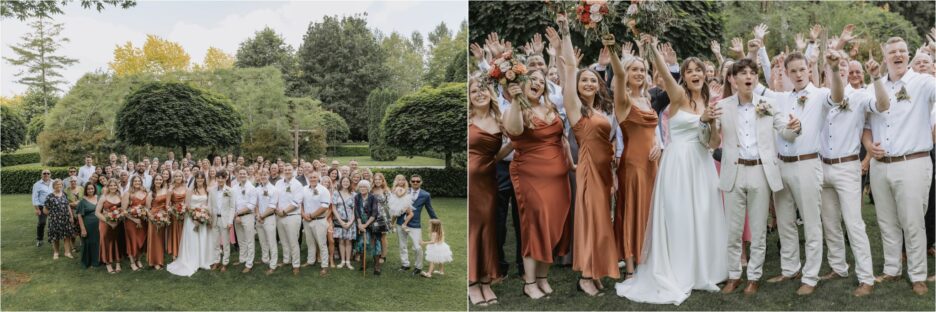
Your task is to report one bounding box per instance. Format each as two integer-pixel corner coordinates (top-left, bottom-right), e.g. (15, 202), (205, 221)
(123, 193), (148, 258)
(99, 200), (123, 264)
(468, 124), (502, 281)
(614, 107), (659, 263)
(571, 114), (620, 279)
(166, 191), (185, 257)
(508, 116), (571, 263)
(146, 193), (168, 266)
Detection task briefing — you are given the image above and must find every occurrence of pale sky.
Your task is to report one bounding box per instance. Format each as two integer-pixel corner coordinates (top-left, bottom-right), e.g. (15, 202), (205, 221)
(0, 0), (467, 97)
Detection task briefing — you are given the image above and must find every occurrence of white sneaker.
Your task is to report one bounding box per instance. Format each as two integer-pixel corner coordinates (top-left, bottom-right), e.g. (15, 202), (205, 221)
(346, 262), (354, 270)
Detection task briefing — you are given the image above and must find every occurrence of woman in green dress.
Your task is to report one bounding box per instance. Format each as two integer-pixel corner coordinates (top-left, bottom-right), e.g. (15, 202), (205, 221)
(76, 183), (101, 268)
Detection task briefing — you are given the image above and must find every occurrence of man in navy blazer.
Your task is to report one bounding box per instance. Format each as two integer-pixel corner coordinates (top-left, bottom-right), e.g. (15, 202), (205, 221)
(396, 174), (438, 276)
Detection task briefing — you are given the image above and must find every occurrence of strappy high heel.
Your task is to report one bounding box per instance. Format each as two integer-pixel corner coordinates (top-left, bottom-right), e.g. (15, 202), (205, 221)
(577, 277), (603, 296)
(468, 282), (488, 306)
(535, 276), (553, 295)
(522, 281), (543, 299)
(480, 281), (498, 304)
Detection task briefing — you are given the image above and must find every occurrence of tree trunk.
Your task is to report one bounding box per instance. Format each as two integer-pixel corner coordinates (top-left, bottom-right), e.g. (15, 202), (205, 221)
(445, 152), (452, 169)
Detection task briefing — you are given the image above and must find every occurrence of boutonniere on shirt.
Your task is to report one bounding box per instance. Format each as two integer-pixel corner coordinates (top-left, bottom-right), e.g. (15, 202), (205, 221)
(286, 186), (291, 193)
(838, 98), (850, 112)
(241, 189), (246, 195)
(263, 190), (269, 197)
(755, 99), (774, 117)
(797, 95), (807, 107)
(895, 86), (910, 102)
(223, 189), (231, 197)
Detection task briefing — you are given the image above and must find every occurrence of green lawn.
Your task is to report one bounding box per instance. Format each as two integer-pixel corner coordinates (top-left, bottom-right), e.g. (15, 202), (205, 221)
(1, 195), (467, 311)
(475, 196), (936, 311)
(3, 145), (38, 155)
(329, 156), (445, 168)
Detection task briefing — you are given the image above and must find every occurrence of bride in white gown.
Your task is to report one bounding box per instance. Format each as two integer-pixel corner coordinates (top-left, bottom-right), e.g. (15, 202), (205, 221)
(168, 173), (212, 277)
(614, 36), (727, 305)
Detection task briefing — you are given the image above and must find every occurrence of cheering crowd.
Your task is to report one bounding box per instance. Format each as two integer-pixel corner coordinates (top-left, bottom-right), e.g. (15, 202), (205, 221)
(468, 13), (936, 306)
(32, 152), (453, 278)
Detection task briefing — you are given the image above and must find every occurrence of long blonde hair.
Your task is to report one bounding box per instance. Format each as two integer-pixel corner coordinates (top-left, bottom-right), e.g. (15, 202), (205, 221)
(468, 74), (502, 123)
(519, 69), (559, 129)
(622, 56), (652, 99)
(429, 219), (444, 243)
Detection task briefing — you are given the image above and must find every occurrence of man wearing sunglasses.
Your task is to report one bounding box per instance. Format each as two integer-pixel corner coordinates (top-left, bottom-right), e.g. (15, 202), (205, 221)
(31, 170), (53, 247)
(396, 175), (438, 276)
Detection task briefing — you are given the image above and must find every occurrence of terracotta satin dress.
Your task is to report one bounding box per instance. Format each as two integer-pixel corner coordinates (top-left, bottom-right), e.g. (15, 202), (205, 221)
(614, 107), (659, 263)
(508, 116), (571, 263)
(147, 193), (168, 266)
(123, 194), (148, 258)
(468, 124), (503, 281)
(167, 191), (185, 258)
(99, 200), (123, 264)
(571, 114), (620, 279)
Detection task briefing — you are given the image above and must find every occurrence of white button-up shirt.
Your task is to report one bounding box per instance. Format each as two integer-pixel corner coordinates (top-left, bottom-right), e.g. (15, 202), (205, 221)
(301, 184), (332, 216)
(820, 88), (875, 159)
(737, 101), (760, 159)
(77, 165), (95, 186)
(255, 182), (277, 216)
(211, 186), (230, 216)
(274, 177), (303, 215)
(868, 70), (936, 156)
(766, 84), (833, 156)
(231, 181), (256, 212)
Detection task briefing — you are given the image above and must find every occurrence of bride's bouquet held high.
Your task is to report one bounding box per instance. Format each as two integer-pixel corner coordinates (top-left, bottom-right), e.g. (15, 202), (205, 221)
(622, 0), (676, 37)
(545, 0), (619, 42)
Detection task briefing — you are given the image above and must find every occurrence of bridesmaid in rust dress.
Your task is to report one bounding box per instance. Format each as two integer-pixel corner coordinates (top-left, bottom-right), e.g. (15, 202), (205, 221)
(95, 178), (123, 273)
(551, 22), (621, 296)
(122, 175), (149, 271)
(468, 76), (509, 306)
(167, 170), (187, 260)
(146, 174), (169, 270)
(609, 40), (661, 280)
(502, 68), (572, 300)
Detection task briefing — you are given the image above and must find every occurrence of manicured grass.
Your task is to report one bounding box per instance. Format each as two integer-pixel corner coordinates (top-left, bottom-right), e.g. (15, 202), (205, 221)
(329, 156), (445, 168)
(1, 195), (467, 311)
(474, 196), (936, 311)
(1, 145), (38, 155)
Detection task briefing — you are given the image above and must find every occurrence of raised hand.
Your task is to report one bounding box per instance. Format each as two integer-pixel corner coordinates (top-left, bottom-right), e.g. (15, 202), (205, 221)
(838, 24), (856, 48)
(622, 41), (635, 58)
(753, 23), (769, 42)
(710, 40), (721, 55)
(747, 38), (762, 52)
(598, 47), (611, 66)
(640, 33), (658, 47)
(601, 33), (616, 48)
(470, 42), (484, 62)
(507, 83), (523, 97)
(709, 81), (723, 97)
(730, 37), (744, 57)
(661, 42), (677, 65)
(523, 42), (535, 56)
(485, 32), (506, 56)
(574, 47), (583, 66)
(865, 49), (881, 77)
(556, 13), (570, 34)
(795, 33), (807, 51)
(787, 113), (801, 132)
(826, 50), (843, 70)
(545, 27), (560, 51)
(849, 42), (861, 58)
(809, 24), (822, 41)
(531, 33), (545, 55)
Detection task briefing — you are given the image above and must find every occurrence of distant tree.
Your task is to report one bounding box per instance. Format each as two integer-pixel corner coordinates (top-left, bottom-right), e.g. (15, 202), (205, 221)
(366, 87), (402, 161)
(234, 27), (302, 96)
(874, 1), (935, 40)
(199, 47), (234, 71)
(424, 21), (468, 86)
(383, 82), (466, 168)
(109, 34), (191, 76)
(296, 14), (388, 140)
(380, 31), (425, 94)
(3, 16), (78, 117)
(1, 0), (136, 20)
(1, 106), (27, 153)
(115, 82), (242, 155)
(26, 114), (44, 144)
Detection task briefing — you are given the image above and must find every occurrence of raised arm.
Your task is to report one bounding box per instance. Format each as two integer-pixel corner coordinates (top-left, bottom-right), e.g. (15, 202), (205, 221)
(609, 37), (633, 121)
(865, 49), (890, 112)
(549, 19), (583, 127)
(645, 36), (686, 114)
(827, 50), (845, 104)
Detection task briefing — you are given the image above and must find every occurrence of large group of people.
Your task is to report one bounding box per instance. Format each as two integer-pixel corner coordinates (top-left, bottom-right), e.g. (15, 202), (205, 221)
(468, 14), (936, 306)
(32, 151), (453, 278)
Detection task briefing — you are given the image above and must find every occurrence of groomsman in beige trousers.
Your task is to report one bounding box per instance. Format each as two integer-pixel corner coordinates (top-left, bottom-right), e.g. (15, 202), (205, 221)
(275, 164), (304, 275)
(300, 172), (332, 276)
(254, 169), (279, 275)
(819, 52), (889, 297)
(865, 37), (934, 296)
(209, 170), (236, 272)
(756, 51), (843, 295)
(711, 59), (801, 295)
(232, 168), (257, 273)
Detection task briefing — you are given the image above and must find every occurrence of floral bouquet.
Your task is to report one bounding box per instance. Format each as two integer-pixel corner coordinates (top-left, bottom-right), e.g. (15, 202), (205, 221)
(104, 208), (123, 223)
(189, 207), (210, 229)
(151, 210), (171, 228)
(622, 0), (675, 37)
(545, 0), (618, 43)
(170, 202), (186, 219)
(486, 50), (531, 109)
(127, 205), (147, 228)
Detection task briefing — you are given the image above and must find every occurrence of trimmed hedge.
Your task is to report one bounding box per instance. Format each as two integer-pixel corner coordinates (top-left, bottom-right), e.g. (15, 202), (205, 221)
(332, 145), (370, 157)
(0, 152), (40, 167)
(371, 167), (465, 198)
(0, 165), (70, 194)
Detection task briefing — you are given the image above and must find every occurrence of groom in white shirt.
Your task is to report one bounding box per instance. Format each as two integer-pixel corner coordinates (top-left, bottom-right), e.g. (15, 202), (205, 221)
(232, 168), (257, 273)
(712, 59), (801, 295)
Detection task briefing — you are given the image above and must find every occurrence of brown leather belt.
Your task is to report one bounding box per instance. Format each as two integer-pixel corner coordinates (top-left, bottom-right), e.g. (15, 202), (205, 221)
(737, 158), (762, 166)
(778, 153), (819, 163)
(879, 151), (930, 164)
(821, 154), (860, 165)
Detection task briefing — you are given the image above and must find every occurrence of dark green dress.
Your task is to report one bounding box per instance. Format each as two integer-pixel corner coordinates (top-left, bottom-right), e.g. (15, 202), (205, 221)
(77, 198), (101, 268)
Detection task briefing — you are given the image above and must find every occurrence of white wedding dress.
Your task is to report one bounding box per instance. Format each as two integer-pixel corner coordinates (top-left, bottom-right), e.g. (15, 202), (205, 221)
(615, 111), (728, 305)
(167, 194), (212, 277)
